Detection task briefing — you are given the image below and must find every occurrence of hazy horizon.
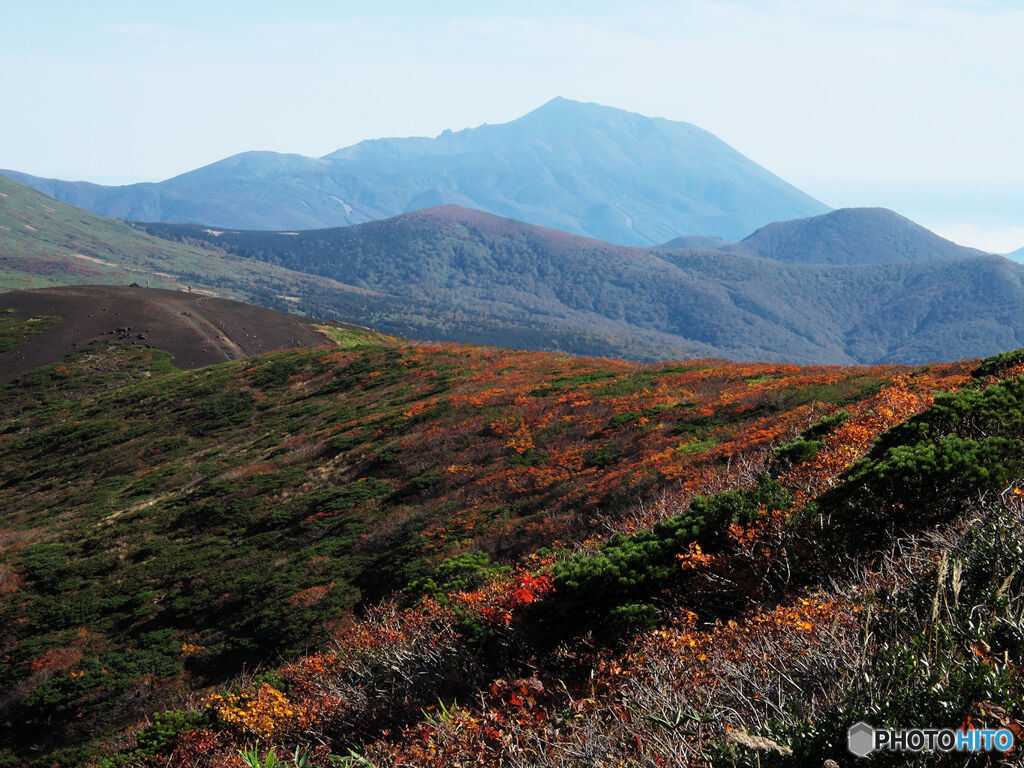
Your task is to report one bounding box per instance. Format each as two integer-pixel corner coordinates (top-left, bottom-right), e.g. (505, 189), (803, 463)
(3, 1), (1023, 253)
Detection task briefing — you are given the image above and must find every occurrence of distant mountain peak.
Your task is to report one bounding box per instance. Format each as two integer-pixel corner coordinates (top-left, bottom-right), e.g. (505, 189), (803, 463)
(396, 204), (506, 227)
(511, 97), (672, 137)
(382, 204), (613, 250)
(804, 207), (917, 227)
(729, 206), (986, 265)
(2, 101), (828, 244)
(522, 95), (623, 118)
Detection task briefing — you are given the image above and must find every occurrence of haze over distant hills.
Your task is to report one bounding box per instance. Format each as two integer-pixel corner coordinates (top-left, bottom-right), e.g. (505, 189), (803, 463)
(140, 204), (1024, 365)
(663, 207), (990, 264)
(1, 98), (828, 245)
(3, 170), (1020, 365)
(724, 207), (989, 264)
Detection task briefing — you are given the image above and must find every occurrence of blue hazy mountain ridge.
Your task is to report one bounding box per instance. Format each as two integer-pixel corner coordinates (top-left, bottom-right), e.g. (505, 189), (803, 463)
(661, 207), (990, 265)
(659, 234), (733, 250)
(1008, 246), (1024, 263)
(1, 98), (829, 245)
(726, 207), (988, 264)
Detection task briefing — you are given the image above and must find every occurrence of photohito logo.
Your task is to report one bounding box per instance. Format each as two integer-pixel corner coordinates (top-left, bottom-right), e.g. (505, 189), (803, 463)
(847, 722), (1014, 756)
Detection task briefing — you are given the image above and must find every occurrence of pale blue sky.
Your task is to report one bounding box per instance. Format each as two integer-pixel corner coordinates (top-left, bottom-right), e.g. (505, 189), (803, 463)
(2, 0), (1022, 251)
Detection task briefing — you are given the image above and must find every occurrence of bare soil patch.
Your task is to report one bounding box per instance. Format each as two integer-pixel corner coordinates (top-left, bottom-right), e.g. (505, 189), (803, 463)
(0, 284), (368, 382)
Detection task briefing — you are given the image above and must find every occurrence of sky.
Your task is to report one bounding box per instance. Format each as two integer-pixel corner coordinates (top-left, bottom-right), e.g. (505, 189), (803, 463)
(1, 0), (1022, 253)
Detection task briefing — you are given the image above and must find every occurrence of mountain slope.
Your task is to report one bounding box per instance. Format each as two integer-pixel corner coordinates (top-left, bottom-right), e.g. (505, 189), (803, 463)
(1, 98), (829, 244)
(0, 285), (381, 383)
(0, 175), (642, 359)
(5, 171), (1022, 366)
(0, 318), (967, 765)
(0, 172), (392, 318)
(659, 234), (731, 250)
(141, 205), (1024, 365)
(1009, 245), (1024, 263)
(724, 207), (988, 264)
(105, 348), (1023, 768)
(660, 207), (989, 266)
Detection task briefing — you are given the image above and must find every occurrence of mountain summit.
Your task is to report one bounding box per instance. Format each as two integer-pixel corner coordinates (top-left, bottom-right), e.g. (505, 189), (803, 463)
(2, 98), (828, 244)
(726, 207), (987, 264)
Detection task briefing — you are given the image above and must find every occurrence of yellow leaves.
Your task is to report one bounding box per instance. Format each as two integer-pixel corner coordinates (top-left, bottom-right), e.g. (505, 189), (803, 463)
(729, 521), (757, 549)
(505, 422), (534, 454)
(780, 375), (945, 509)
(451, 387), (508, 408)
(181, 642), (206, 657)
(488, 415), (519, 435)
(210, 683), (300, 741)
(642, 596), (858, 683)
(402, 401), (429, 418)
(677, 542), (719, 571)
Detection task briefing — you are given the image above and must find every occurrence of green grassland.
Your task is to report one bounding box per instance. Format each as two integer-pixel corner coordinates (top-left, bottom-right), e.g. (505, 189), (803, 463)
(0, 308), (61, 352)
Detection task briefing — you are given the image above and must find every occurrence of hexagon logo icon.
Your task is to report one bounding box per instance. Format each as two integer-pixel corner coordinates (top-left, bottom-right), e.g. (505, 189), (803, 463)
(848, 721), (875, 757)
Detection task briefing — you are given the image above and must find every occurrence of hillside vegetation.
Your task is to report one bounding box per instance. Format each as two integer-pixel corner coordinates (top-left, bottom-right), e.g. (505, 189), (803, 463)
(65, 349), (1024, 768)
(0, 175), (699, 363)
(0, 313), (978, 766)
(0, 174), (412, 327)
(141, 205), (1024, 365)
(4, 171), (1021, 366)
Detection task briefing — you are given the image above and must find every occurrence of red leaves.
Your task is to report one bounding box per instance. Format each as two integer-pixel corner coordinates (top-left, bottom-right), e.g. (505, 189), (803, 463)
(454, 567), (554, 628)
(29, 646), (82, 673)
(168, 728), (221, 768)
(286, 582), (334, 609)
(488, 676), (546, 711)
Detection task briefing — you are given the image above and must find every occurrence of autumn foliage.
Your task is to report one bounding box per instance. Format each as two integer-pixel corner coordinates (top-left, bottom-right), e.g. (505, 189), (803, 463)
(12, 334), (1024, 768)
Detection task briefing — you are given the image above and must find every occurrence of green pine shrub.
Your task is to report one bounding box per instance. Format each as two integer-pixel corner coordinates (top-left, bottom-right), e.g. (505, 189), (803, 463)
(971, 346), (1024, 379)
(542, 477), (792, 636)
(822, 378), (1024, 547)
